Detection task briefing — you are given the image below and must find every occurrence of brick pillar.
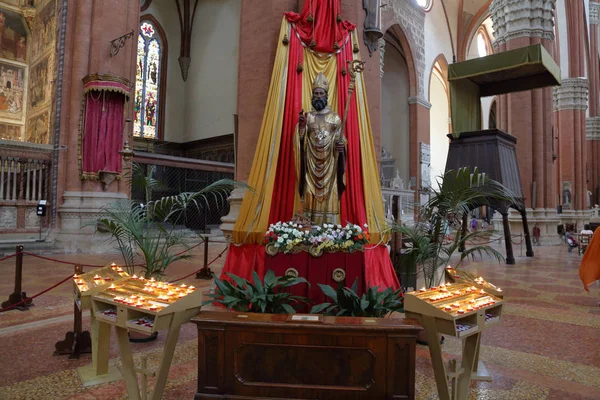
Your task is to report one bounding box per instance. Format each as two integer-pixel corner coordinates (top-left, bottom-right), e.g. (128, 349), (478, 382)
(408, 98), (431, 204)
(554, 79), (589, 211)
(553, 0), (589, 229)
(55, 0), (140, 252)
(587, 2), (600, 206)
(491, 0), (560, 243)
(587, 118), (600, 206)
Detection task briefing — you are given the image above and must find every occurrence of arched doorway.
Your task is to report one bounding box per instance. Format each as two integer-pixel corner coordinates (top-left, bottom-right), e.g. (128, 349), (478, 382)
(380, 26), (413, 188)
(428, 57), (450, 186)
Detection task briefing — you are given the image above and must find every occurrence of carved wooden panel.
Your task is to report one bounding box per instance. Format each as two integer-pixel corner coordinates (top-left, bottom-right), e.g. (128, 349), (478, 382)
(197, 329), (225, 394)
(233, 343), (375, 390)
(193, 312), (421, 400)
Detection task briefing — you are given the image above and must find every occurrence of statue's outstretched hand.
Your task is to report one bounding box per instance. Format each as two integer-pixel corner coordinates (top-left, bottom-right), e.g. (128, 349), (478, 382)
(298, 109), (306, 129)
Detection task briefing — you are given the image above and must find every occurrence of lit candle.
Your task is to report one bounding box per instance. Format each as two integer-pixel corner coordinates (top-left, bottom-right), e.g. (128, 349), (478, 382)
(109, 284), (116, 289)
(178, 293), (185, 298)
(467, 306), (474, 311)
(452, 302), (460, 308)
(480, 289), (486, 294)
(189, 286), (195, 290)
(150, 277), (155, 282)
(180, 284), (187, 289)
(149, 305), (158, 311)
(430, 286), (437, 291)
(444, 306), (452, 311)
(446, 265), (452, 270)
(93, 274), (101, 280)
(457, 309), (465, 314)
(132, 274), (138, 279)
(497, 288), (502, 292)
(420, 287), (426, 292)
(136, 302), (143, 307)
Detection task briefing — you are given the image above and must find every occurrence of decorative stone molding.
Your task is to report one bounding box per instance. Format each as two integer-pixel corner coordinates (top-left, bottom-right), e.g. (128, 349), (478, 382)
(587, 117), (600, 140)
(590, 1), (600, 25)
(58, 191), (128, 233)
(219, 187), (246, 242)
(490, 0), (556, 48)
(408, 96), (432, 109)
(382, 0), (426, 97)
(379, 38), (386, 79)
(552, 78), (588, 111)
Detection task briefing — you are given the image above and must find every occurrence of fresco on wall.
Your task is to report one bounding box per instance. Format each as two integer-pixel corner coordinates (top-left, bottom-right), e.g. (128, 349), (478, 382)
(29, 55), (49, 109)
(25, 109), (48, 143)
(0, 60), (24, 120)
(29, 0), (54, 62)
(0, 121), (21, 140)
(0, 7), (28, 63)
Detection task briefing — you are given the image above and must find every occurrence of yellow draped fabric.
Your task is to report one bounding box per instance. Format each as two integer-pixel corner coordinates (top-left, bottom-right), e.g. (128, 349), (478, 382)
(233, 18), (290, 244)
(352, 30), (388, 244)
(302, 50), (338, 114)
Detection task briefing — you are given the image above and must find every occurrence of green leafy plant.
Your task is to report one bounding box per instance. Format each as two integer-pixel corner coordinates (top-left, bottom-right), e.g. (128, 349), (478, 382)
(310, 279), (404, 317)
(95, 162), (243, 278)
(203, 270), (311, 314)
(392, 167), (519, 288)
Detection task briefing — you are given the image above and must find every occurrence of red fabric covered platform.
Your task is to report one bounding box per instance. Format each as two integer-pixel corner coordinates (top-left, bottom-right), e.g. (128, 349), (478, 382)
(221, 244), (400, 295)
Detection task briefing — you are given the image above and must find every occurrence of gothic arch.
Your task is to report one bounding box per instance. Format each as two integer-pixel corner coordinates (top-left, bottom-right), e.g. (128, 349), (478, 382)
(458, 1), (492, 61)
(138, 14), (168, 140)
(383, 24), (418, 97)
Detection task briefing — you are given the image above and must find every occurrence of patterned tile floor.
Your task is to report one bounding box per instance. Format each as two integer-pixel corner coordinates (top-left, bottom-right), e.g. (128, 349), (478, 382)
(0, 241), (598, 399)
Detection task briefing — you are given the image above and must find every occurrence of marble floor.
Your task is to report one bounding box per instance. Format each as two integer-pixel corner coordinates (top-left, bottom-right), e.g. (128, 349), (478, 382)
(0, 241), (598, 399)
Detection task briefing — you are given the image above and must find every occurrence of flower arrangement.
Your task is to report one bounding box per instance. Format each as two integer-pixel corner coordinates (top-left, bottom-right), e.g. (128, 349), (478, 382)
(264, 221), (370, 254)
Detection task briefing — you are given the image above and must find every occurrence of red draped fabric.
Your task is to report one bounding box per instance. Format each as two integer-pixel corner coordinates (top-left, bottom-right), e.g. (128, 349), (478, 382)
(284, 0), (355, 54)
(364, 246), (400, 289)
(269, 29), (304, 223)
(82, 91), (125, 175)
(337, 41), (368, 227)
(221, 244), (267, 281)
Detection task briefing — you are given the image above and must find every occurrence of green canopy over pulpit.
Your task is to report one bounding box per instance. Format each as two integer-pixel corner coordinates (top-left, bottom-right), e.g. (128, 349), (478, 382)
(449, 43), (561, 135)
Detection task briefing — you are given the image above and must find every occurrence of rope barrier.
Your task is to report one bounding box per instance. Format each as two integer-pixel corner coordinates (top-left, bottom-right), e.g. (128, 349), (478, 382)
(0, 241), (229, 312)
(0, 252), (18, 263)
(170, 246), (228, 283)
(0, 274), (73, 313)
(20, 252), (105, 268)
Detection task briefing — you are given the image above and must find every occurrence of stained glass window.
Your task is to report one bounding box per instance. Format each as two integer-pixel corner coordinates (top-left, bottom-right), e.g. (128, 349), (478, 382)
(134, 21), (162, 139)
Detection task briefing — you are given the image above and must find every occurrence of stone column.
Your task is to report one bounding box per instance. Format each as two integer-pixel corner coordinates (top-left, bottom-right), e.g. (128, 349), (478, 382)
(491, 0), (559, 244)
(587, 118), (600, 206)
(554, 78), (589, 225)
(55, 0), (140, 252)
(408, 97), (431, 205)
(587, 1), (600, 206)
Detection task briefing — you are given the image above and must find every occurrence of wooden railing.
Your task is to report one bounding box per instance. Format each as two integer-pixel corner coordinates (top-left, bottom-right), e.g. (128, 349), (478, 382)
(0, 157), (51, 202)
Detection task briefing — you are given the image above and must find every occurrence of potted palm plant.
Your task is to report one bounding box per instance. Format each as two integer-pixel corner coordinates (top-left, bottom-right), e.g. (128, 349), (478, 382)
(392, 168), (518, 344)
(96, 163), (240, 279)
(95, 163), (242, 341)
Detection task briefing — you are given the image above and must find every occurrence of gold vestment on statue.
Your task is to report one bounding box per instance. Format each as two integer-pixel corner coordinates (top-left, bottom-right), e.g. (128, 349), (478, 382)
(294, 106), (346, 225)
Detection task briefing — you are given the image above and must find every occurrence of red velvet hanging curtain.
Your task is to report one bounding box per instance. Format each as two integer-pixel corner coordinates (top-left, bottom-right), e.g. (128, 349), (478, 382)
(284, 0), (354, 54)
(268, 28), (304, 223)
(337, 39), (368, 227)
(82, 91), (125, 175)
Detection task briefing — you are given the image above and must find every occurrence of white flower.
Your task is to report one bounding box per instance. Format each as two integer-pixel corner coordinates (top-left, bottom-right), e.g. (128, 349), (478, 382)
(363, 223), (368, 228)
(298, 225), (303, 228)
(283, 234), (289, 239)
(277, 237), (284, 243)
(337, 224), (342, 229)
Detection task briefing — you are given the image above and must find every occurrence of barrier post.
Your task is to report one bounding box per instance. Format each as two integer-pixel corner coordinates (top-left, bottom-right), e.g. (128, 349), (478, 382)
(1, 245), (32, 311)
(54, 264), (92, 359)
(196, 237), (213, 279)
